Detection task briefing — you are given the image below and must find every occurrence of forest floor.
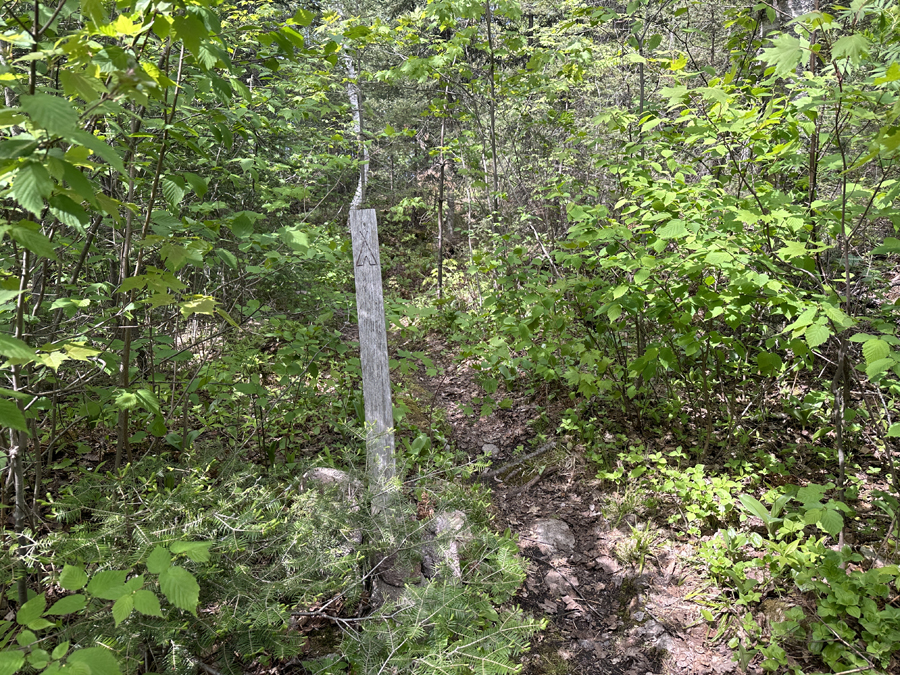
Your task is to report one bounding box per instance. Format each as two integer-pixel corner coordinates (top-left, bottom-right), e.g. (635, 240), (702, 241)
(410, 332), (746, 675)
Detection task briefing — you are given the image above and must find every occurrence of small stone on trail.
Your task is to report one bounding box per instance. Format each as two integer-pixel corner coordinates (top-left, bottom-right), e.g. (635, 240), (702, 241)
(481, 443), (499, 456)
(522, 518), (575, 556)
(544, 569), (578, 596)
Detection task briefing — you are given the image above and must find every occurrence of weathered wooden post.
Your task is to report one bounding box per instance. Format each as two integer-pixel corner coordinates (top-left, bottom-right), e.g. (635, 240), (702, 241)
(349, 209), (396, 515)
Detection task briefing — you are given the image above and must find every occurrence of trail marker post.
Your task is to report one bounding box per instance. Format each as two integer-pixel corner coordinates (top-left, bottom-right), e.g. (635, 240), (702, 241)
(349, 209), (396, 514)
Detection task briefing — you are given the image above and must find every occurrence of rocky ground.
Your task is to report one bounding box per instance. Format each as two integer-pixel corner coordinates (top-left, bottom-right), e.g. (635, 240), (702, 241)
(416, 335), (746, 675)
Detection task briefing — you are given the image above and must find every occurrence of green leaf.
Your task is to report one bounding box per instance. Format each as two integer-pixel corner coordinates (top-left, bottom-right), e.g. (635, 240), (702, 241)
(16, 595), (45, 626)
(777, 240), (808, 260)
(293, 8), (315, 26)
(85, 570), (129, 600)
(145, 546), (171, 574)
(182, 172), (207, 199)
(12, 161), (52, 216)
(607, 303), (622, 321)
(817, 509), (843, 538)
(0, 651), (25, 675)
(47, 594), (86, 616)
(160, 178), (185, 208)
(756, 351), (783, 376)
(59, 564), (88, 591)
(80, 0), (107, 23)
(0, 138), (38, 159)
(805, 323), (831, 349)
(169, 541), (212, 563)
(887, 423), (900, 438)
(215, 248), (237, 269)
(10, 222), (58, 260)
(49, 195), (89, 230)
(111, 595), (133, 627)
(875, 62), (900, 85)
(67, 647), (121, 675)
(15, 631), (35, 647)
(832, 34), (869, 64)
(738, 494), (770, 523)
(19, 95), (77, 136)
(866, 357), (895, 378)
(133, 590), (162, 617)
(0, 335), (34, 360)
(172, 15), (207, 58)
(52, 642), (69, 660)
(159, 566), (200, 615)
(863, 339), (890, 364)
(0, 399), (28, 433)
(65, 130), (125, 174)
(228, 212), (254, 238)
(873, 237), (900, 254)
(656, 219), (687, 238)
(760, 34), (806, 77)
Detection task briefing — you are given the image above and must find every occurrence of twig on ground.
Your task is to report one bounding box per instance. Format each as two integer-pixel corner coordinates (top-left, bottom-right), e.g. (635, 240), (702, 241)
(477, 441), (556, 482)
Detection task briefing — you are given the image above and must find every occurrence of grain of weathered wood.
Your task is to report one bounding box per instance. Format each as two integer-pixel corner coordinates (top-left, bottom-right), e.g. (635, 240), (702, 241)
(349, 209), (396, 513)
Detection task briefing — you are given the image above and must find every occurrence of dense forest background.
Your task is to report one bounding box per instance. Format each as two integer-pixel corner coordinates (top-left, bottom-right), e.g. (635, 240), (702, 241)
(1, 0), (899, 673)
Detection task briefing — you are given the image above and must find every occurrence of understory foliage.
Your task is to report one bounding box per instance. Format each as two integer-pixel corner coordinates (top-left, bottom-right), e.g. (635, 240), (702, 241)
(2, 0), (900, 673)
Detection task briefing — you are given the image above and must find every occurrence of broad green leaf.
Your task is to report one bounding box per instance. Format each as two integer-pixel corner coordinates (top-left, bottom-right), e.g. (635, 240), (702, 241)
(159, 566), (200, 615)
(229, 212), (254, 238)
(705, 251), (730, 265)
(86, 570), (129, 600)
(0, 335), (34, 360)
(656, 219), (687, 238)
(0, 399), (28, 432)
(887, 423), (900, 438)
(215, 248), (237, 269)
(10, 222), (58, 260)
(863, 339), (890, 364)
(832, 34), (869, 64)
(62, 343), (101, 361)
(145, 546), (171, 574)
(48, 194), (89, 230)
(756, 351), (783, 376)
(67, 647), (121, 675)
(875, 62), (900, 85)
(12, 161), (52, 216)
(80, 0), (107, 23)
(172, 15), (207, 57)
(169, 541), (212, 563)
(16, 594), (45, 626)
(866, 357), (895, 378)
(0, 138), (38, 159)
(133, 590), (162, 617)
(873, 237), (900, 254)
(805, 323), (831, 349)
(738, 495), (770, 522)
(59, 564), (88, 591)
(59, 69), (104, 102)
(279, 226), (309, 252)
(182, 172), (207, 199)
(19, 94), (77, 136)
(293, 8), (315, 26)
(65, 130), (125, 174)
(47, 594), (86, 615)
(52, 642), (69, 660)
(777, 240), (808, 260)
(179, 296), (216, 318)
(760, 34), (805, 77)
(0, 651), (25, 675)
(817, 509), (844, 537)
(160, 178), (184, 208)
(15, 630), (35, 647)
(607, 303), (622, 321)
(111, 595), (133, 627)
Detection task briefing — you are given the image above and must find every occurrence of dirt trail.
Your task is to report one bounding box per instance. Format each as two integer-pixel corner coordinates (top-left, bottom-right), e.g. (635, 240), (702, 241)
(415, 336), (743, 675)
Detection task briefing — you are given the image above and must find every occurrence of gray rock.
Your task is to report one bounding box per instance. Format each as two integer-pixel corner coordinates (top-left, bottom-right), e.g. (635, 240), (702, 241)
(422, 510), (470, 579)
(302, 467), (362, 499)
(523, 518), (576, 556)
(544, 569), (578, 596)
(482, 443), (500, 457)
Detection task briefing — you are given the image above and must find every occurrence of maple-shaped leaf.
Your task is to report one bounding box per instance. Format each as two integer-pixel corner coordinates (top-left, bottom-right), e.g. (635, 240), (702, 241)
(760, 34), (806, 77)
(832, 33), (869, 65)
